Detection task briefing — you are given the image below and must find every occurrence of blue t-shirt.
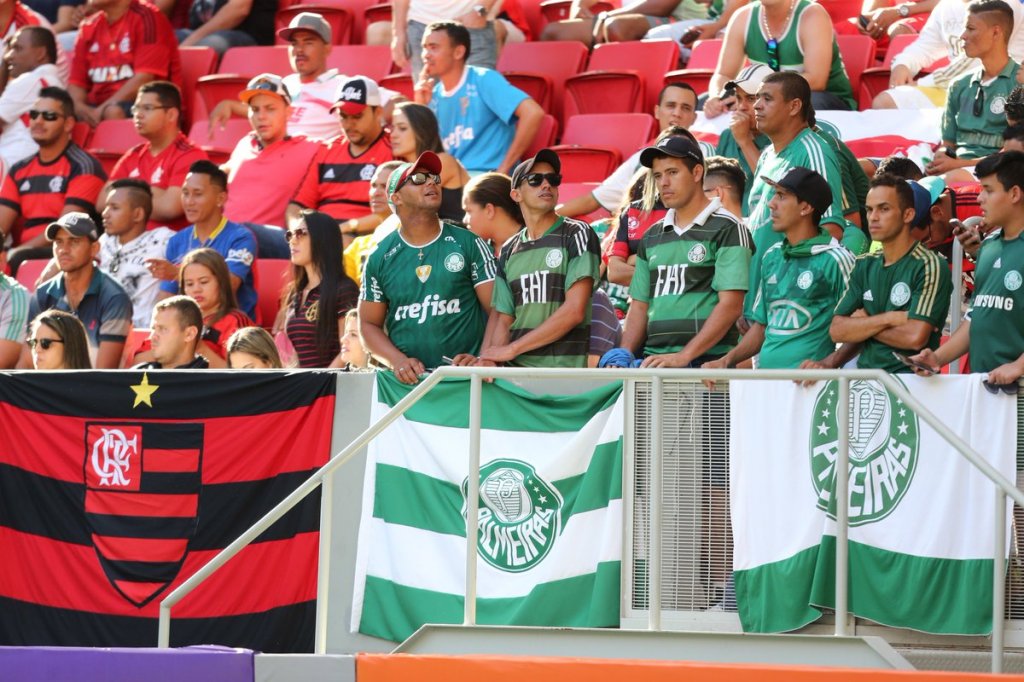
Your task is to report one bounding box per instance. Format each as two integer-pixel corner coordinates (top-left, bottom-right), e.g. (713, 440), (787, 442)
(429, 66), (527, 173)
(160, 219), (258, 318)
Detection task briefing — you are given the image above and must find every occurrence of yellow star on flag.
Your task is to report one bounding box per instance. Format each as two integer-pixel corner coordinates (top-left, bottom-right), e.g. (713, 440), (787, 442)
(130, 372), (159, 408)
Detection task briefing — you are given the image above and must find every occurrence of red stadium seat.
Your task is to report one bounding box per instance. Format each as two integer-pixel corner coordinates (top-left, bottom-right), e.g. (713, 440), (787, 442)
(363, 2), (391, 26)
(524, 113), (558, 159)
(325, 45), (392, 81)
(179, 46), (218, 126)
(71, 121), (92, 148)
(550, 113), (656, 182)
(506, 72), (552, 113)
(255, 259), (294, 329)
(664, 39), (721, 97)
(558, 181), (609, 223)
(218, 45), (291, 75)
(859, 33), (949, 108)
(836, 34), (875, 106)
(497, 41), (587, 124)
(88, 119), (143, 175)
(521, 0), (546, 38)
(379, 73), (414, 100)
(564, 40), (679, 121)
(551, 147), (620, 183)
(120, 328), (150, 368)
(559, 112), (656, 159)
(275, 5), (353, 45)
(319, 0), (380, 44)
(820, 0), (863, 24)
(188, 119), (252, 165)
(15, 259), (48, 291)
(196, 46), (291, 114)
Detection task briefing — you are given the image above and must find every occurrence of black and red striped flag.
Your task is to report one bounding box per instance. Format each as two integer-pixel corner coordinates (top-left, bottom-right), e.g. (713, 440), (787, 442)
(0, 370), (337, 652)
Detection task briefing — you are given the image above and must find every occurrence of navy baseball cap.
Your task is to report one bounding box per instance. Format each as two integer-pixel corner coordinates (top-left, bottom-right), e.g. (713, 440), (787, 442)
(910, 176), (946, 228)
(639, 135), (704, 168)
(45, 212), (98, 241)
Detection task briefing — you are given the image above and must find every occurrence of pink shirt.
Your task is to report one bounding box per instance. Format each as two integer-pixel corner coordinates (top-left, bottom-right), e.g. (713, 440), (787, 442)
(224, 133), (321, 227)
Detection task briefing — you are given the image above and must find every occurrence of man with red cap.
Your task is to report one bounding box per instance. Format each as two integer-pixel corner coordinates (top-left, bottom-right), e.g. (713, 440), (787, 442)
(288, 75), (394, 246)
(359, 151), (497, 383)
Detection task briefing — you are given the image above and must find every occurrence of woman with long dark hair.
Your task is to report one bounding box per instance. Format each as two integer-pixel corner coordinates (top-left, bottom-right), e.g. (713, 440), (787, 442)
(284, 209), (360, 367)
(390, 102), (469, 223)
(28, 310), (91, 370)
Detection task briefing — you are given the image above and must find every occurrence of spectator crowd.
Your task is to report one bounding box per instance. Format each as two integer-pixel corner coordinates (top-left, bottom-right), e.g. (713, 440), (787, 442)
(0, 0), (1021, 390)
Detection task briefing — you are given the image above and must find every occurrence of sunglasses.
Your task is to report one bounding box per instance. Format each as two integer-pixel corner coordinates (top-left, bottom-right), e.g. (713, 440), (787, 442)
(973, 85), (985, 118)
(766, 38), (780, 71)
(983, 379), (1019, 395)
(398, 172), (441, 190)
(28, 337), (63, 350)
(28, 110), (62, 121)
(522, 172), (563, 188)
(285, 226), (309, 241)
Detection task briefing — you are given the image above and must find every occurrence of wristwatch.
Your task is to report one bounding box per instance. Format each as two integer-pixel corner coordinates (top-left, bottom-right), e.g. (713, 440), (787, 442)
(473, 4), (487, 17)
(897, 3), (911, 18)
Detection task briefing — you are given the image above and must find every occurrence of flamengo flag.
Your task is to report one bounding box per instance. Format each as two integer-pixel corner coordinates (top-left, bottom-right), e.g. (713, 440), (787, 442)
(352, 373), (624, 642)
(731, 375), (1015, 634)
(0, 370), (337, 651)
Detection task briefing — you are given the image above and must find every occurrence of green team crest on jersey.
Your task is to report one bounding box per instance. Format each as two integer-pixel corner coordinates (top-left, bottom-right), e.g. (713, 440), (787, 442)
(463, 459), (563, 572)
(808, 380), (919, 526)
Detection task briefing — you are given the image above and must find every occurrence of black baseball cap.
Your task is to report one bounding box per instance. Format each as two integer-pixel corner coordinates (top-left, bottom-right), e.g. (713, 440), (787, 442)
(639, 135), (704, 168)
(511, 148), (561, 188)
(761, 167), (833, 216)
(45, 212), (99, 241)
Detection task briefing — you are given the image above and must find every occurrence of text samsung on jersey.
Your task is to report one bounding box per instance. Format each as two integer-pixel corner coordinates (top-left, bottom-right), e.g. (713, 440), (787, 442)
(973, 294), (1014, 311)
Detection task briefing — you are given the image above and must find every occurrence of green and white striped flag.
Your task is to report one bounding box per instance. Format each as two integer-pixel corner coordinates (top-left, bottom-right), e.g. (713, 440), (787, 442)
(352, 373), (625, 642)
(731, 375), (1016, 634)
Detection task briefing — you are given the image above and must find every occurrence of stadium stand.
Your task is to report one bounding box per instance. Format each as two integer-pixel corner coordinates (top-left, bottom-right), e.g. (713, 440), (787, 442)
(564, 39), (679, 121)
(88, 119), (143, 176)
(663, 38), (721, 97)
(496, 41), (588, 124)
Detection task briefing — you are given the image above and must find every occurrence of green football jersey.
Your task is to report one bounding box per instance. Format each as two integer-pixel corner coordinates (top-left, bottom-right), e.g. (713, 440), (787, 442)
(942, 60), (1020, 159)
(750, 231), (855, 369)
(834, 242), (952, 373)
(492, 216), (601, 368)
(966, 229), (1024, 373)
(629, 200), (752, 357)
(815, 123), (867, 218)
(361, 222), (496, 369)
(745, 127), (847, 318)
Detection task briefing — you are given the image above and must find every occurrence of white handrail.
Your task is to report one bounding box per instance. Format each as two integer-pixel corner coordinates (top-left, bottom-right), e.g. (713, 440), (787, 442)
(156, 366), (1022, 674)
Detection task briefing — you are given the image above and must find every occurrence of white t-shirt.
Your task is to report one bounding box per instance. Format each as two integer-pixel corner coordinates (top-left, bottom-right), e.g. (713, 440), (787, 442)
(0, 63), (62, 168)
(98, 227), (174, 329)
(283, 70), (399, 141)
(408, 0), (476, 25)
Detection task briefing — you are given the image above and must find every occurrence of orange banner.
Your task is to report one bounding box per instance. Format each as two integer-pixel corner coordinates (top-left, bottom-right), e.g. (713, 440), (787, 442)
(356, 653), (1024, 682)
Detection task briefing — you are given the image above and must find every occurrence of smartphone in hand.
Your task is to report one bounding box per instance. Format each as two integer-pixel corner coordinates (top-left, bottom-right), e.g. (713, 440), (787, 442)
(893, 351), (935, 375)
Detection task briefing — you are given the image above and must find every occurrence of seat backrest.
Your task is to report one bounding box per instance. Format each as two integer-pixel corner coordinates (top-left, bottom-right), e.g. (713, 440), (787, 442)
(524, 114), (558, 159)
(325, 45), (392, 81)
(819, 0), (863, 24)
(15, 259), (49, 291)
(325, 0), (379, 44)
(561, 113), (656, 159)
(255, 259), (294, 329)
(585, 40), (680, 111)
(179, 46), (218, 124)
(188, 119), (253, 157)
(836, 34), (874, 96)
(687, 39), (722, 70)
(88, 119), (142, 156)
(497, 41), (588, 121)
(218, 46), (291, 76)
(120, 328), (150, 368)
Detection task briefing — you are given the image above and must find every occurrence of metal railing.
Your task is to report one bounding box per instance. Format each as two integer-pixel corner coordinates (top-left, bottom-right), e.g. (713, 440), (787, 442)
(156, 366), (1023, 673)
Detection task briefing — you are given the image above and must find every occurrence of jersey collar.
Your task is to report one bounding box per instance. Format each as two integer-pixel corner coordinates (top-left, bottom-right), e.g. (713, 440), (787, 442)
(664, 197), (721, 236)
(192, 216), (228, 245)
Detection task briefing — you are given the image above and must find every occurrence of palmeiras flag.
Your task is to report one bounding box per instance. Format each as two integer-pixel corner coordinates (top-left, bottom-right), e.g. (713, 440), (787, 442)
(0, 370), (336, 652)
